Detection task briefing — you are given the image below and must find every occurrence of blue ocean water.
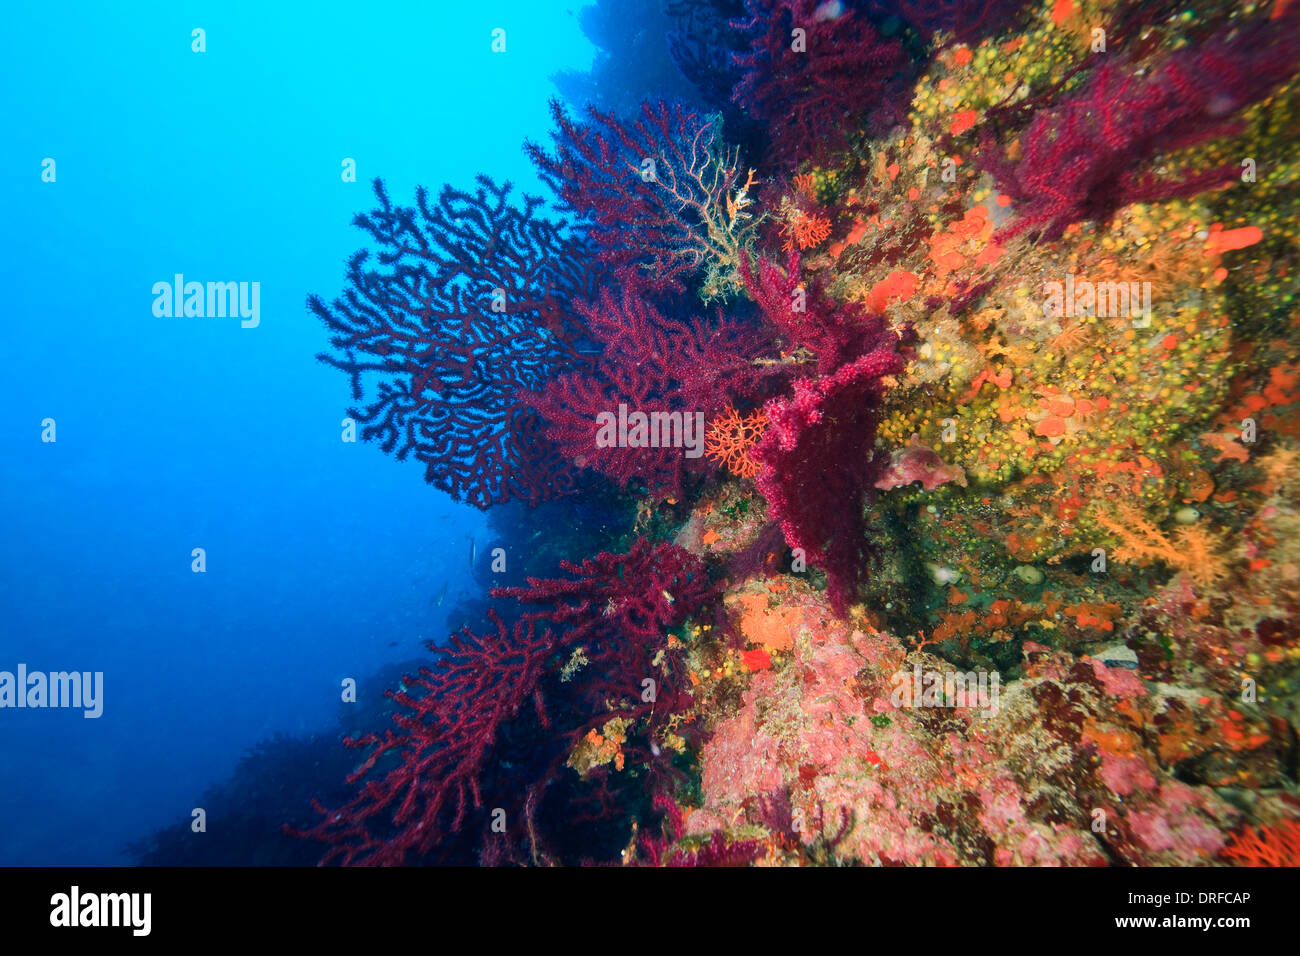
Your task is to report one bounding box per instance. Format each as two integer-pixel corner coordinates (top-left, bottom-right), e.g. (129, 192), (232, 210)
(0, 2), (594, 865)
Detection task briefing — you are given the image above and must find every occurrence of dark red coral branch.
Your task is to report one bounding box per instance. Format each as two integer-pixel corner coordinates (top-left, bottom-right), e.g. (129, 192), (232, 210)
(755, 346), (904, 616)
(523, 278), (782, 496)
(495, 538), (714, 647)
(731, 0), (908, 168)
(296, 540), (714, 865)
(738, 251), (907, 614)
(738, 250), (882, 373)
(526, 100), (742, 292)
(311, 175), (598, 508)
(291, 609), (556, 866)
(494, 540), (715, 839)
(982, 16), (1300, 241)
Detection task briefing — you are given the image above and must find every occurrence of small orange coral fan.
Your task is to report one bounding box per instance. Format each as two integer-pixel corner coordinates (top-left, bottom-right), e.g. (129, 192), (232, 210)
(783, 209), (832, 251)
(705, 405), (768, 479)
(1221, 820), (1300, 866)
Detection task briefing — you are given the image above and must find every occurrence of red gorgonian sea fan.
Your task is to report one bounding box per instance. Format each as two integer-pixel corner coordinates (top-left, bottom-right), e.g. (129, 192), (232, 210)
(311, 175), (598, 509)
(755, 345), (905, 616)
(523, 278), (785, 497)
(981, 13), (1300, 241)
(731, 0), (908, 169)
(739, 250), (890, 374)
(526, 100), (757, 296)
(738, 252), (908, 615)
(294, 539), (714, 866)
(292, 609), (556, 866)
(494, 539), (715, 746)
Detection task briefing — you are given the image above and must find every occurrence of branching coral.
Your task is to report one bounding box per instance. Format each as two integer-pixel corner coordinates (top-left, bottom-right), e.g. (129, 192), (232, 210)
(756, 346), (906, 616)
(1221, 819), (1300, 866)
(297, 540), (714, 865)
(705, 404), (769, 479)
(982, 15), (1300, 240)
(311, 175), (597, 508)
(528, 100), (761, 299)
(523, 280), (779, 496)
(1093, 504), (1231, 588)
(292, 609), (556, 866)
(492, 539), (716, 777)
(732, 0), (909, 168)
(782, 207), (832, 251)
(739, 251), (901, 375)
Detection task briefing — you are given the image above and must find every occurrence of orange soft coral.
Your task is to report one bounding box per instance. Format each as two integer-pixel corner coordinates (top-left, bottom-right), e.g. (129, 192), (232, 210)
(1170, 524), (1232, 587)
(1094, 503), (1230, 587)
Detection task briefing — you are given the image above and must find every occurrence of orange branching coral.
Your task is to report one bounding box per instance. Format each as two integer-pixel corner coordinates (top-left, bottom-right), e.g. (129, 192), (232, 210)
(792, 172), (815, 197)
(1093, 503), (1230, 586)
(783, 209), (832, 251)
(1221, 820), (1300, 866)
(1170, 525), (1232, 587)
(705, 405), (769, 479)
(1093, 504), (1180, 565)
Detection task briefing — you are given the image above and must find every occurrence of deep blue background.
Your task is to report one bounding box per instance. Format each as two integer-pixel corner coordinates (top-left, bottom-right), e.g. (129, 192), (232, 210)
(0, 2), (594, 864)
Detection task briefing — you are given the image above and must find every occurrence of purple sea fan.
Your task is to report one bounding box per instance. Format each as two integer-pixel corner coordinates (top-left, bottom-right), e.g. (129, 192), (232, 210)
(289, 609), (558, 866)
(492, 539), (714, 657)
(311, 175), (598, 508)
(493, 538), (716, 767)
(526, 100), (757, 296)
(522, 279), (783, 496)
(731, 0), (909, 169)
(295, 539), (715, 866)
(982, 14), (1300, 242)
